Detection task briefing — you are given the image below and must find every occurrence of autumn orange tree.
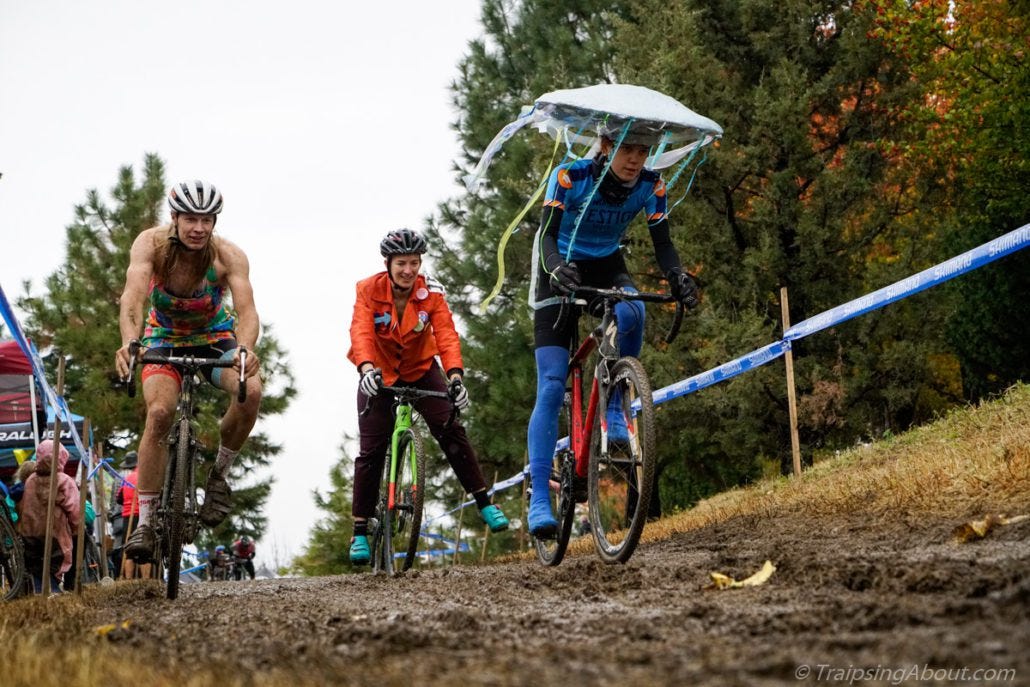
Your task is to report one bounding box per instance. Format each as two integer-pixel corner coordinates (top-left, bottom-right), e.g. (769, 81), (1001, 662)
(870, 0), (1030, 398)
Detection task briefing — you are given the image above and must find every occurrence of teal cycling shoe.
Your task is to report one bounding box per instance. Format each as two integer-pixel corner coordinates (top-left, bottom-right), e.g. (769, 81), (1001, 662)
(528, 499), (558, 538)
(349, 535), (370, 566)
(479, 504), (510, 533)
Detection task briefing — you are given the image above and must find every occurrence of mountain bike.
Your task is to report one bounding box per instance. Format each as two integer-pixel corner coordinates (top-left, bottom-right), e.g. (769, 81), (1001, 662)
(0, 498), (26, 600)
(126, 340), (247, 600)
(360, 386), (457, 574)
(534, 286), (682, 566)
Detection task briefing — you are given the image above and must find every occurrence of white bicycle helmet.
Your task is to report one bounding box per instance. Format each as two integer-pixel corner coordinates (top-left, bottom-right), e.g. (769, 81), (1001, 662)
(168, 180), (224, 215)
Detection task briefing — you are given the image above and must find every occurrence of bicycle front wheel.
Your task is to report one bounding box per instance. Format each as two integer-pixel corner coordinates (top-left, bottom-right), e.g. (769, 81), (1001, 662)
(392, 429), (426, 572)
(0, 512), (25, 600)
(164, 417), (191, 599)
(588, 357), (656, 563)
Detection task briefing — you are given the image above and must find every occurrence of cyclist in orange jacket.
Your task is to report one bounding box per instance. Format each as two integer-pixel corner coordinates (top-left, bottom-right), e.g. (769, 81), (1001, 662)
(346, 228), (509, 565)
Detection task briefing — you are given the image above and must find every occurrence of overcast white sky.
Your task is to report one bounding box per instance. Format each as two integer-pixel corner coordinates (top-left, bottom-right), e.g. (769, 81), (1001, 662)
(0, 0), (488, 568)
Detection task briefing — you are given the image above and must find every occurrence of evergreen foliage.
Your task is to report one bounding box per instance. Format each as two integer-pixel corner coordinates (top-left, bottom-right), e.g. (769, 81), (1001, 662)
(17, 154), (296, 546)
(430, 0), (1027, 520)
(427, 0), (633, 483)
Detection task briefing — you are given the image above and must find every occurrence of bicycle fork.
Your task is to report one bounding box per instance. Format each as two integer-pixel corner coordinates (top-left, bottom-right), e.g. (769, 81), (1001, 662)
(388, 405), (416, 511)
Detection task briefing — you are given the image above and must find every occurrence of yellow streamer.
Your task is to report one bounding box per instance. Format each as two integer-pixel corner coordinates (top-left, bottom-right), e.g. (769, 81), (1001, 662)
(477, 133), (563, 314)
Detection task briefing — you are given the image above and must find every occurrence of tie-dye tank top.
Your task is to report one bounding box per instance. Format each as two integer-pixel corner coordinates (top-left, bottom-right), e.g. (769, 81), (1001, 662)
(142, 266), (236, 348)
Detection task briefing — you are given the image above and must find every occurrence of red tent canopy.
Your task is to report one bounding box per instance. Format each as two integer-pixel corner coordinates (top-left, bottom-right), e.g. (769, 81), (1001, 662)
(0, 340), (32, 376)
(0, 340), (37, 423)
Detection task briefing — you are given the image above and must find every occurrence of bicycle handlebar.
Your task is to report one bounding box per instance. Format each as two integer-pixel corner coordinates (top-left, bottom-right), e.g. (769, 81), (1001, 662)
(125, 340), (247, 402)
(556, 286), (685, 344)
(358, 384), (459, 427)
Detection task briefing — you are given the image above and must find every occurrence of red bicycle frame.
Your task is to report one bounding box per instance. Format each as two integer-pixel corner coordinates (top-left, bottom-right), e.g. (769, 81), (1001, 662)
(568, 334), (600, 481)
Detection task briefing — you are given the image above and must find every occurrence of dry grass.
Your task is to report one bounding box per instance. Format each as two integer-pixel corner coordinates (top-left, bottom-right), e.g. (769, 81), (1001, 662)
(641, 381), (1030, 543)
(0, 582), (327, 687)
(527, 382), (1030, 559)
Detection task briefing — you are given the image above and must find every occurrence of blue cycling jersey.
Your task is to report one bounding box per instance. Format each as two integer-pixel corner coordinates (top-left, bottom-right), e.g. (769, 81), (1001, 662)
(543, 158), (667, 260)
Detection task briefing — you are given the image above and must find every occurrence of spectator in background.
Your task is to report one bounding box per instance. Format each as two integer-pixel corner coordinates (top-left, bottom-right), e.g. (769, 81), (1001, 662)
(18, 439), (79, 593)
(209, 544), (233, 581)
(117, 457), (152, 580)
(10, 459), (36, 508)
(107, 451), (137, 577)
(231, 535), (256, 580)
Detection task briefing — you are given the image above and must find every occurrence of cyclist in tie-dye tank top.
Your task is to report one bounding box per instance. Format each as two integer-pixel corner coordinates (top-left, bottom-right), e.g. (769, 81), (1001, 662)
(114, 180), (263, 562)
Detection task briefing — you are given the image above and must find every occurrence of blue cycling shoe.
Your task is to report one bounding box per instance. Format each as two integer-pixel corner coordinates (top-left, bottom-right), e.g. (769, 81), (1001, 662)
(528, 499), (558, 538)
(480, 504), (510, 533)
(349, 535), (370, 566)
(606, 409), (631, 444)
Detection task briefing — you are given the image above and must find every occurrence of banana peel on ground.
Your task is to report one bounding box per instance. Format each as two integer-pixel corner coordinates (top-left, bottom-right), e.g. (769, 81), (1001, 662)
(707, 560), (776, 590)
(952, 514), (1028, 543)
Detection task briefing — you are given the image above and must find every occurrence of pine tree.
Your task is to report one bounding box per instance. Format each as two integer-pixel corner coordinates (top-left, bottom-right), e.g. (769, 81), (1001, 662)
(427, 0), (634, 483)
(18, 154), (296, 544)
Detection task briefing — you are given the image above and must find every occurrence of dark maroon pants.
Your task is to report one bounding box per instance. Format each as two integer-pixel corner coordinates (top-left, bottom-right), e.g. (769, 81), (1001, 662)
(352, 362), (488, 519)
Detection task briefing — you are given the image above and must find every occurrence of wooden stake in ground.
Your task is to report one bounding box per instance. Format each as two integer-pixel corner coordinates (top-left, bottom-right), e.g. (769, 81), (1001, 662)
(481, 471), (498, 564)
(91, 442), (111, 579)
(42, 356), (66, 595)
(780, 287), (802, 477)
(73, 418), (91, 594)
(453, 499), (464, 565)
(521, 468), (528, 552)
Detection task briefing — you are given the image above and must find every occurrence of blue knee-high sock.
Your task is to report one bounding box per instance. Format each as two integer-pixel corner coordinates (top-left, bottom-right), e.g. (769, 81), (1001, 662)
(610, 297), (645, 413)
(527, 346), (569, 503)
(615, 297), (645, 359)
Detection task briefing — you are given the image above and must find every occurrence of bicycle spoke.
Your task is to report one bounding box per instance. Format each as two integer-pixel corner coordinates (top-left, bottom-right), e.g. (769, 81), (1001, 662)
(588, 357), (656, 563)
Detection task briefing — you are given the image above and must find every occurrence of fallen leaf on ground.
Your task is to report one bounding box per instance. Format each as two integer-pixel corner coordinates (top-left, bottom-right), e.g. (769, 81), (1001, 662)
(93, 619), (132, 639)
(707, 560), (776, 590)
(953, 514), (1028, 543)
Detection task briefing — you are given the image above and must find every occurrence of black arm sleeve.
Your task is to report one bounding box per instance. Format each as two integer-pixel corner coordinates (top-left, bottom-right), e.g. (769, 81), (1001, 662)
(538, 205), (566, 273)
(648, 218), (681, 276)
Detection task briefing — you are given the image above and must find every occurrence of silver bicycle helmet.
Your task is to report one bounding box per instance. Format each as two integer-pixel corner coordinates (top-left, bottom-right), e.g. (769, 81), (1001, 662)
(168, 180), (224, 215)
(379, 228), (428, 257)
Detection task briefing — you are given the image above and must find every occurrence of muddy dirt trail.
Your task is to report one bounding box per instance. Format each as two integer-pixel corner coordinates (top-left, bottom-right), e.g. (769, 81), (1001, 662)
(84, 513), (1029, 686)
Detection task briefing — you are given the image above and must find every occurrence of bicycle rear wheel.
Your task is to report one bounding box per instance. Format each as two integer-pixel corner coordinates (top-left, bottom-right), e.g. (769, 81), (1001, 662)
(392, 429), (426, 572)
(588, 357), (656, 563)
(0, 511), (25, 600)
(533, 449), (577, 566)
(164, 417), (191, 599)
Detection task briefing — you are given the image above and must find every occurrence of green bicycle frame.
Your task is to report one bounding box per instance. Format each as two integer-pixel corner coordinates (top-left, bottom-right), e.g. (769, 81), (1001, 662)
(387, 402), (417, 510)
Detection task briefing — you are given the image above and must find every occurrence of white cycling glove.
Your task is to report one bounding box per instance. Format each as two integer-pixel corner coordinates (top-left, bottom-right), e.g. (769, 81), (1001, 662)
(360, 368), (383, 397)
(448, 377), (470, 410)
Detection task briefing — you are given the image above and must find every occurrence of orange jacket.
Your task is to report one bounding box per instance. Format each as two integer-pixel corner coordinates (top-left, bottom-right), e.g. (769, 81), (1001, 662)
(347, 272), (464, 386)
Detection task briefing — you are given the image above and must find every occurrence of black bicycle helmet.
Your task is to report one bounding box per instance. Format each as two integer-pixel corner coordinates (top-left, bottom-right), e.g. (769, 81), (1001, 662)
(168, 180), (223, 215)
(379, 228), (428, 257)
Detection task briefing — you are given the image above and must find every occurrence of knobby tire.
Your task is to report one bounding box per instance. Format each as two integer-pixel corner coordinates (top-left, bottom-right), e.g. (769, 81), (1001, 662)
(534, 449), (577, 566)
(0, 511), (25, 600)
(165, 417), (191, 599)
(588, 357), (656, 563)
(394, 429), (426, 572)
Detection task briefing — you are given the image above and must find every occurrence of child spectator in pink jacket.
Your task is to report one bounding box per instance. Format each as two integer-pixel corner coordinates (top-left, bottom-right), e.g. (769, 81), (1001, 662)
(18, 439), (80, 592)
